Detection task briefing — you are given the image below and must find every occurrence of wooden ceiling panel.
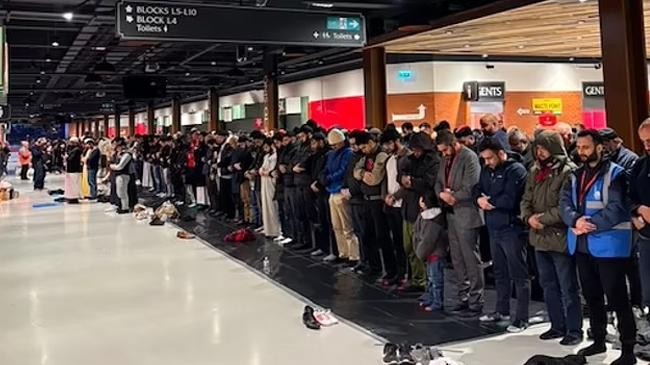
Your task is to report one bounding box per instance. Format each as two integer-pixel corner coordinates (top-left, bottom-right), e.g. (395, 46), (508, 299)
(383, 0), (650, 58)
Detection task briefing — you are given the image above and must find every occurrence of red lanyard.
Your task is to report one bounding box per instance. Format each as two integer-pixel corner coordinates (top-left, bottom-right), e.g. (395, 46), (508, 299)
(578, 170), (600, 206)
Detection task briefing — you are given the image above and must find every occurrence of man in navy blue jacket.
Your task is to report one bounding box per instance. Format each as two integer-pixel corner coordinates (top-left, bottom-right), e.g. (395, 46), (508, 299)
(559, 129), (636, 365)
(473, 137), (530, 333)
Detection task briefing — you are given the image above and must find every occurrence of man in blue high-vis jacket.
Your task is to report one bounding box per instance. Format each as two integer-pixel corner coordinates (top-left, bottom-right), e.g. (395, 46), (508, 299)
(560, 129), (636, 365)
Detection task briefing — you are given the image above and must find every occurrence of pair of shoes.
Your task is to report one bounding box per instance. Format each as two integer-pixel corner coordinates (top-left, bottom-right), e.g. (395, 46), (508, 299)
(539, 329), (565, 340)
(382, 343), (414, 365)
(302, 306), (320, 330)
(560, 334), (583, 346)
(479, 312), (510, 323)
(506, 320), (529, 333)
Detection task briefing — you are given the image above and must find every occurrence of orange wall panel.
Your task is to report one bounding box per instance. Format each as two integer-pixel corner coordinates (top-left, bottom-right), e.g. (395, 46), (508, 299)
(503, 92), (583, 136)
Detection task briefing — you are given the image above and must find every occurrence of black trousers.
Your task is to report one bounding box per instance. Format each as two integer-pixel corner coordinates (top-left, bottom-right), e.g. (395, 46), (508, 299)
(576, 253), (636, 354)
(283, 186), (296, 240)
(171, 168), (185, 202)
(293, 186), (314, 247)
(313, 193), (336, 255)
(218, 177), (235, 218)
(20, 164), (29, 180)
(350, 202), (367, 265)
(385, 206), (407, 278)
(207, 177), (219, 211)
(362, 200), (397, 277)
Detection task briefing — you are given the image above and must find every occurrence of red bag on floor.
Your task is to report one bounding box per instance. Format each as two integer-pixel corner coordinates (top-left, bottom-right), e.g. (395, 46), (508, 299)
(224, 229), (256, 243)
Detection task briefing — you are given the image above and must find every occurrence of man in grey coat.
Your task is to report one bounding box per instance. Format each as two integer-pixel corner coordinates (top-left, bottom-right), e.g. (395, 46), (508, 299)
(435, 130), (485, 317)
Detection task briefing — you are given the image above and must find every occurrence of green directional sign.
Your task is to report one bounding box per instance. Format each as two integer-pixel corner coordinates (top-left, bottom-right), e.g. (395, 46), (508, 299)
(326, 17), (361, 31)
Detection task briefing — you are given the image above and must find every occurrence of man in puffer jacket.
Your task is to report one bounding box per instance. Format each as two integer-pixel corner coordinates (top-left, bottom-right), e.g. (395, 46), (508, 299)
(521, 130), (582, 346)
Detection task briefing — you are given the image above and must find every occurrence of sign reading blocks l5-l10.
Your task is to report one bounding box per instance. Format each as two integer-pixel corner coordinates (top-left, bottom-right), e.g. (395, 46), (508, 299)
(116, 1), (366, 47)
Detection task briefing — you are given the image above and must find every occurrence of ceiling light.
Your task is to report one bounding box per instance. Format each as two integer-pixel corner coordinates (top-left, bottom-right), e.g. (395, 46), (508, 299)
(569, 57), (575, 61)
(445, 30), (453, 35)
(517, 45), (525, 49)
(318, 59), (324, 65)
(280, 70), (286, 75)
(250, 79), (255, 83)
(482, 54), (489, 58)
(185, 72), (191, 76)
(464, 44), (470, 48)
(578, 20), (585, 24)
(211, 61), (217, 66)
(51, 40), (60, 47)
(93, 46), (106, 51)
(40, 70), (45, 75)
(310, 2), (334, 8)
(30, 91), (34, 96)
(579, 0), (588, 3)
(62, 12), (74, 21)
(247, 47), (254, 51)
(36, 78), (42, 84)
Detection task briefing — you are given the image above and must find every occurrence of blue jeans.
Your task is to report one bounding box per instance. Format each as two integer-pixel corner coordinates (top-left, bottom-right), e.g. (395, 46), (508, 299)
(425, 258), (445, 309)
(87, 169), (98, 199)
(489, 226), (530, 322)
(638, 237), (650, 309)
(535, 250), (583, 337)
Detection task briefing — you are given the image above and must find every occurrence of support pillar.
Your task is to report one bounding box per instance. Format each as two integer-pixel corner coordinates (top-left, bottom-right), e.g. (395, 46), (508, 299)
(147, 101), (155, 135)
(172, 98), (181, 134)
(128, 108), (136, 137)
(114, 109), (121, 138)
(94, 118), (100, 138)
(209, 87), (219, 132)
(599, 0), (648, 152)
(263, 52), (279, 131)
(363, 47), (387, 130)
(103, 114), (109, 138)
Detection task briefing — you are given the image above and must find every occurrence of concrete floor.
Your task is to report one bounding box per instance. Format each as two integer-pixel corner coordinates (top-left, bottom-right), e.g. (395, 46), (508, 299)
(0, 172), (647, 365)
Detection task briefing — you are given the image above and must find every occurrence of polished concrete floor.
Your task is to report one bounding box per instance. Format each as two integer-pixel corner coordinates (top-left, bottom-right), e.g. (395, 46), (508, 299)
(0, 172), (647, 365)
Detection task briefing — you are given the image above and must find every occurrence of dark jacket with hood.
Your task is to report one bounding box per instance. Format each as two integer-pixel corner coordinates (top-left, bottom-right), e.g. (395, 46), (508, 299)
(521, 131), (576, 252)
(343, 151), (364, 205)
(291, 140), (314, 187)
(610, 146), (638, 172)
(630, 153), (650, 239)
(393, 132), (441, 223)
(473, 154), (528, 231)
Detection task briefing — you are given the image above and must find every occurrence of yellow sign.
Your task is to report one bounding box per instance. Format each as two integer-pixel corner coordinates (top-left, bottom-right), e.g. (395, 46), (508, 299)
(532, 98), (562, 115)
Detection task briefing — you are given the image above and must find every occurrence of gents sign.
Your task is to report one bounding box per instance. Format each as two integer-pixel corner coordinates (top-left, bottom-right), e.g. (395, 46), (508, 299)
(116, 1), (366, 47)
(583, 82), (605, 98)
(463, 81), (506, 101)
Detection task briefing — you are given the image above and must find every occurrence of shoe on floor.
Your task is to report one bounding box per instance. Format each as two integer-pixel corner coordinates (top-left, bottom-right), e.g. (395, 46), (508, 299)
(278, 237), (293, 246)
(539, 328), (565, 341)
(310, 249), (325, 257)
(116, 209), (130, 214)
(611, 353), (637, 365)
(254, 226), (265, 233)
(560, 334), (583, 346)
(382, 343), (399, 365)
(577, 342), (607, 356)
(506, 320), (528, 333)
(479, 312), (511, 323)
(322, 254), (337, 262)
(302, 305), (320, 330)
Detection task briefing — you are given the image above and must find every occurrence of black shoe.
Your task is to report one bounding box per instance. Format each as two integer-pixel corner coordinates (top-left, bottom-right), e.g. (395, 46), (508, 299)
(539, 329), (565, 341)
(611, 353), (637, 365)
(346, 260), (359, 268)
(450, 302), (470, 313)
(382, 343), (399, 365)
(577, 342), (606, 356)
(397, 344), (415, 365)
(116, 209), (130, 214)
(302, 305), (320, 330)
(560, 334), (583, 346)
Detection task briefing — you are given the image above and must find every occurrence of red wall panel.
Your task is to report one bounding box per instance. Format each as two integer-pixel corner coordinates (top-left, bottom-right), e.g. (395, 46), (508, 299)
(308, 96), (365, 131)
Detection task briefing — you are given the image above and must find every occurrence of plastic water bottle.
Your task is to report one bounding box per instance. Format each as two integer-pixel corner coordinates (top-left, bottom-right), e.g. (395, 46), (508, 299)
(262, 257), (270, 275)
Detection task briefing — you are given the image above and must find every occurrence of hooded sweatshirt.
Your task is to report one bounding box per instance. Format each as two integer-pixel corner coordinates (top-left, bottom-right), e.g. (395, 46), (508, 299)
(520, 131), (576, 252)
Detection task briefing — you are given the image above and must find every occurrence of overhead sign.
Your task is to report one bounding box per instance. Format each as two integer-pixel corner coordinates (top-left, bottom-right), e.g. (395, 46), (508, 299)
(463, 81), (505, 101)
(116, 1), (366, 47)
(583, 82), (605, 98)
(532, 98), (563, 115)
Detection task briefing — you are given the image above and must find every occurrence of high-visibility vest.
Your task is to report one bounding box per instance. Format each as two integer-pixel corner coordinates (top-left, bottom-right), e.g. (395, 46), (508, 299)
(567, 162), (632, 258)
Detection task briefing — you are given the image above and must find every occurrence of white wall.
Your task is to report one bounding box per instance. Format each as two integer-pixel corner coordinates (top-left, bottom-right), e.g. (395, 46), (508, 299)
(219, 90), (265, 107)
(280, 69), (364, 100)
(135, 112), (147, 125)
(386, 61), (605, 94)
(181, 99), (209, 126)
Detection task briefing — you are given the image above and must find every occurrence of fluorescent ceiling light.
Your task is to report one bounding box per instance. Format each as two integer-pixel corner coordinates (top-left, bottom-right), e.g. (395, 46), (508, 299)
(311, 2), (334, 8)
(62, 12), (74, 21)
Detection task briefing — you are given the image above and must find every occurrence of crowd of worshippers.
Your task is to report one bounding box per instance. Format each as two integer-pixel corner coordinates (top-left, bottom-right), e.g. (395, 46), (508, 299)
(15, 114), (650, 365)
